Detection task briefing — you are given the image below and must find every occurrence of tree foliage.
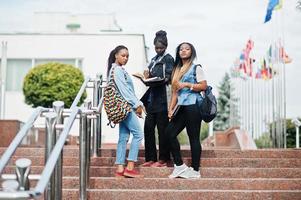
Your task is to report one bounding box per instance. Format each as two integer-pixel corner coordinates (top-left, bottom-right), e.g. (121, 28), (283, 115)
(214, 73), (231, 131)
(23, 62), (86, 108)
(284, 118), (301, 148)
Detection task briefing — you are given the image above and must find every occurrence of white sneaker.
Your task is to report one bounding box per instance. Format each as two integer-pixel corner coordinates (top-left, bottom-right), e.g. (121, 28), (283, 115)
(168, 163), (188, 179)
(179, 167), (201, 179)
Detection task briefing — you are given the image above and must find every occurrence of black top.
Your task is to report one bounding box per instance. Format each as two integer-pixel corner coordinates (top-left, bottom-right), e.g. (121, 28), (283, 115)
(141, 53), (175, 113)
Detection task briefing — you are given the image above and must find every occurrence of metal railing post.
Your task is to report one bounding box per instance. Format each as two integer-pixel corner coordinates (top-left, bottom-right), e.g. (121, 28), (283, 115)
(15, 158), (31, 191)
(297, 126), (300, 149)
(92, 75), (101, 157)
(53, 101), (64, 200)
(84, 100), (92, 180)
(44, 112), (57, 200)
(97, 74), (103, 150)
(79, 110), (88, 200)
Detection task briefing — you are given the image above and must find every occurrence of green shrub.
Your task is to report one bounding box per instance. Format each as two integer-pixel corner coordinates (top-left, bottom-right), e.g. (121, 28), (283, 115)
(255, 132), (273, 148)
(285, 118), (301, 148)
(23, 62), (86, 108)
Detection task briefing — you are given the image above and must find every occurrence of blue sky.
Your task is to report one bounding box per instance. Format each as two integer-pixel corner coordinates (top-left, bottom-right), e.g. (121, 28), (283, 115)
(0, 0), (300, 118)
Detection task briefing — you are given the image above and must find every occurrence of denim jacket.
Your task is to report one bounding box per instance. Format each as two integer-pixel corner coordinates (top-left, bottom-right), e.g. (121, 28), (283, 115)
(108, 63), (143, 109)
(177, 64), (204, 106)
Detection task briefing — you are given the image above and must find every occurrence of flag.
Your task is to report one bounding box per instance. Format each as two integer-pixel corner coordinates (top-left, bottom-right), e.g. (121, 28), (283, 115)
(264, 0), (280, 23)
(255, 68), (262, 79)
(274, 0), (283, 10)
(280, 46), (292, 64)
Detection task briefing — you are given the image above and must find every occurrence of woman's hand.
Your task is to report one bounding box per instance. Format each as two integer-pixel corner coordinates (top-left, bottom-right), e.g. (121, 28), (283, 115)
(168, 109), (173, 120)
(143, 69), (149, 79)
(135, 105), (145, 118)
(174, 81), (189, 91)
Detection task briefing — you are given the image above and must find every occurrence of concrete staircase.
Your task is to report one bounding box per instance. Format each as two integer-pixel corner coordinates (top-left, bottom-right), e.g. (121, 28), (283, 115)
(1, 146), (301, 200)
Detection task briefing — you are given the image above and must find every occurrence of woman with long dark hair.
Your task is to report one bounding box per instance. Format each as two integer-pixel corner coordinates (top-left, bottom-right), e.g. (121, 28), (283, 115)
(106, 45), (144, 178)
(141, 30), (174, 167)
(167, 42), (207, 179)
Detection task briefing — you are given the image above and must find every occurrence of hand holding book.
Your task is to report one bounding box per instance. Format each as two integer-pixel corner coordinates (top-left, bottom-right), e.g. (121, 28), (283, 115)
(132, 72), (165, 86)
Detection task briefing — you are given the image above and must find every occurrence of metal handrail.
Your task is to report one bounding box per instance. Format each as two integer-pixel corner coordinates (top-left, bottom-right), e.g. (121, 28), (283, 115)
(0, 107), (46, 174)
(0, 75), (104, 200)
(70, 77), (90, 110)
(33, 107), (79, 197)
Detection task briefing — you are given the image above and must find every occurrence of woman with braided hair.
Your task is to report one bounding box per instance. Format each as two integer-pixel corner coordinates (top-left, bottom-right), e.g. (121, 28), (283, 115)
(107, 45), (145, 178)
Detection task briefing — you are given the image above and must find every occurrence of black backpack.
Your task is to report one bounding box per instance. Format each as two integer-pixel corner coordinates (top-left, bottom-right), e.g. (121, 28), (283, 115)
(194, 65), (217, 123)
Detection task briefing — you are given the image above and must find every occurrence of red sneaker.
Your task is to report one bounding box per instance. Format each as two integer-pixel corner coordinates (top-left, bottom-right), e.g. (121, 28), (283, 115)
(140, 161), (155, 167)
(151, 161), (167, 167)
(115, 170), (124, 178)
(123, 168), (144, 178)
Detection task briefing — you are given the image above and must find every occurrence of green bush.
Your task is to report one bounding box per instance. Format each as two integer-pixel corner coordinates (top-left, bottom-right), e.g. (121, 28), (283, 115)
(255, 132), (273, 149)
(285, 118), (301, 148)
(23, 62), (86, 108)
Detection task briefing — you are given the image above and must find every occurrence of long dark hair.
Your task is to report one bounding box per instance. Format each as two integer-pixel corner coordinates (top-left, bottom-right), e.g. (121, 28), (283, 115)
(174, 42), (197, 68)
(107, 45), (128, 78)
(171, 42), (197, 86)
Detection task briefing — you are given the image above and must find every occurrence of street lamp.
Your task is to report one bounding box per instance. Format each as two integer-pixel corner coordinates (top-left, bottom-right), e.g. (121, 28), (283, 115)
(291, 118), (301, 148)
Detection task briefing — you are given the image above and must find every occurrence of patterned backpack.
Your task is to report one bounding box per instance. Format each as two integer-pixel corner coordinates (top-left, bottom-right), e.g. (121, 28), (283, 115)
(104, 66), (132, 127)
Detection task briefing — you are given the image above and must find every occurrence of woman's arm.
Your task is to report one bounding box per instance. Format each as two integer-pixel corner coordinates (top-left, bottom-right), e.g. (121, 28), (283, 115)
(174, 80), (207, 92)
(114, 67), (143, 109)
(168, 89), (178, 119)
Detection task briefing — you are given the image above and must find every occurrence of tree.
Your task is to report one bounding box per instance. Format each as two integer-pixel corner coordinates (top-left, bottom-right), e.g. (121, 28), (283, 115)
(214, 72), (231, 131)
(283, 119), (301, 148)
(297, 0), (301, 11)
(23, 62), (86, 108)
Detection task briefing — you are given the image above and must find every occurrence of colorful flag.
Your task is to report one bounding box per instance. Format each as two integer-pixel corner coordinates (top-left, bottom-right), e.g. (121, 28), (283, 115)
(274, 0), (283, 10)
(264, 0), (280, 23)
(279, 46), (292, 64)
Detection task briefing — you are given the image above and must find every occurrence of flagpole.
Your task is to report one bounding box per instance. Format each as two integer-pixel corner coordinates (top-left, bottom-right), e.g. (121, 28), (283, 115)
(280, 2), (287, 149)
(0, 41), (7, 119)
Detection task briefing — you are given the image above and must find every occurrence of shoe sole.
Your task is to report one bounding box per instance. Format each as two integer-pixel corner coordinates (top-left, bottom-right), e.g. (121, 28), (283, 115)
(123, 173), (144, 178)
(168, 167), (188, 179)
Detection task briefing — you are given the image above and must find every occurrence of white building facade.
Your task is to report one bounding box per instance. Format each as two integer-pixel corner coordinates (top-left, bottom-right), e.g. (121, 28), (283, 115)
(0, 13), (148, 143)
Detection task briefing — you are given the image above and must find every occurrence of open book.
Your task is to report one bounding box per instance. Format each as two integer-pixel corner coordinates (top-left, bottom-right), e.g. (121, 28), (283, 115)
(132, 73), (165, 86)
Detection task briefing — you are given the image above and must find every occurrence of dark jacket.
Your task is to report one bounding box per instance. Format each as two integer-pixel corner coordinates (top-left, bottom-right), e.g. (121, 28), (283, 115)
(141, 53), (174, 113)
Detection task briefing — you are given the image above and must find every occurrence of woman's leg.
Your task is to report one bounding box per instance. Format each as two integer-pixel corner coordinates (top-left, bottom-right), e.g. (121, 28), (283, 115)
(115, 120), (130, 174)
(124, 112), (144, 164)
(156, 110), (170, 162)
(184, 104), (202, 171)
(144, 112), (157, 162)
(166, 108), (186, 166)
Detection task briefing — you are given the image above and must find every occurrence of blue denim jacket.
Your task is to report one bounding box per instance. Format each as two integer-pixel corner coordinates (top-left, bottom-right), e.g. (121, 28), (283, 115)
(177, 64), (204, 106)
(108, 64), (143, 109)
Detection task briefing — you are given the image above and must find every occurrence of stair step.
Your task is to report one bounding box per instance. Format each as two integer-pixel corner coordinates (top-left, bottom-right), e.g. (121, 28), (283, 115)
(62, 189), (301, 200)
(62, 177), (301, 190)
(6, 156), (301, 168)
(1, 147), (301, 158)
(3, 166), (301, 178)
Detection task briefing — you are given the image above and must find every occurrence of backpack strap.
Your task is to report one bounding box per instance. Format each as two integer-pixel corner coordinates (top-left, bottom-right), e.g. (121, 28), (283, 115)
(193, 64), (202, 82)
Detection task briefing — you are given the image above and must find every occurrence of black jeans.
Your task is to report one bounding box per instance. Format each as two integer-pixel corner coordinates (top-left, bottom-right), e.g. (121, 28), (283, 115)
(144, 110), (171, 162)
(166, 104), (202, 171)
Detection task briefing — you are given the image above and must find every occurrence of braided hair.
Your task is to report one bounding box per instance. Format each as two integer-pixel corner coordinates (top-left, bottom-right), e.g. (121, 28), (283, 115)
(153, 30), (168, 47)
(107, 45), (128, 78)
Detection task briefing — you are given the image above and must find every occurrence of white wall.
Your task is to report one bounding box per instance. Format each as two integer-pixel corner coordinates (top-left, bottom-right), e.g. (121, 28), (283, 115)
(0, 33), (148, 143)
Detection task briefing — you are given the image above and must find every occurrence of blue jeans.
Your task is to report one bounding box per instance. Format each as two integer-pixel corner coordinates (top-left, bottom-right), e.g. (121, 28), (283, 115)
(115, 111), (144, 165)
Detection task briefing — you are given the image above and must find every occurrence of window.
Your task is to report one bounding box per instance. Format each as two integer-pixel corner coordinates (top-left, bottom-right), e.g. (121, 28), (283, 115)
(2, 58), (83, 92)
(6, 59), (32, 91)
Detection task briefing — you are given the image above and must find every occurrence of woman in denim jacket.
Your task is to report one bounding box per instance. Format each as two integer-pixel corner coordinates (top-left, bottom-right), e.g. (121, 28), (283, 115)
(167, 42), (207, 179)
(107, 45), (144, 178)
(141, 30), (174, 167)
